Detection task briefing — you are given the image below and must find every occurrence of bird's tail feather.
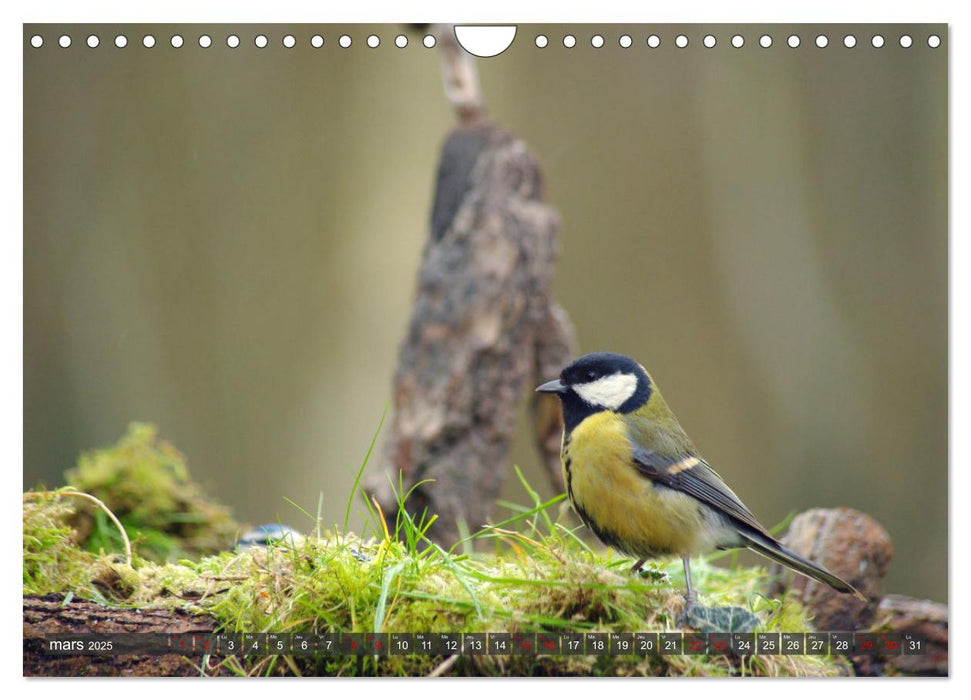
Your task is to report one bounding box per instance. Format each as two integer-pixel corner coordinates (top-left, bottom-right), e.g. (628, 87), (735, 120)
(739, 531), (866, 601)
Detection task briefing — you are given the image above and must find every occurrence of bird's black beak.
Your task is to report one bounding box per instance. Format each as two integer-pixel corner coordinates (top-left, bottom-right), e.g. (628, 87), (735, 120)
(535, 378), (567, 394)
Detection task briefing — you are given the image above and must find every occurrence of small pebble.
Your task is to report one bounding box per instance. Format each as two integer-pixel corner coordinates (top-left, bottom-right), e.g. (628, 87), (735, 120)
(236, 523), (303, 551)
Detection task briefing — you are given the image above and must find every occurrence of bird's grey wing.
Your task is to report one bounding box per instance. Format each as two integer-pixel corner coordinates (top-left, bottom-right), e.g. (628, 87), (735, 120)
(629, 444), (772, 538)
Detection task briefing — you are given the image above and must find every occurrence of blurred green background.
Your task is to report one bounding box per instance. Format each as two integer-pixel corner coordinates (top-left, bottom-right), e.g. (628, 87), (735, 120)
(23, 24), (947, 602)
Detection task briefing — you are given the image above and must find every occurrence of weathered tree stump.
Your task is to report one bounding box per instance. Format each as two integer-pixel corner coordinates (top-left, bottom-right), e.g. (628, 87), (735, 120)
(365, 120), (575, 546)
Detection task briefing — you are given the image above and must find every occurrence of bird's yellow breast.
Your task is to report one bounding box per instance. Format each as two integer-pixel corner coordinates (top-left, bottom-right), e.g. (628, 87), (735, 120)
(563, 412), (706, 558)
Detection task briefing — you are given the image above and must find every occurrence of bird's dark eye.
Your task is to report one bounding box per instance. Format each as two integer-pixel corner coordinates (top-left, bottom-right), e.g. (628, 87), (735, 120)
(585, 370), (597, 381)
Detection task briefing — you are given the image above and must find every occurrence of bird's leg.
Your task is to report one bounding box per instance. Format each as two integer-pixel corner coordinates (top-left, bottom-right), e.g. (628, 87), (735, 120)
(681, 555), (697, 618)
(629, 558), (646, 575)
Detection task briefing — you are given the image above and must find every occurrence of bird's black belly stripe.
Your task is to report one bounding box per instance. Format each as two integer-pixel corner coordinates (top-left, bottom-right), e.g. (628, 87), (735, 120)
(564, 454), (575, 504)
(563, 434), (575, 503)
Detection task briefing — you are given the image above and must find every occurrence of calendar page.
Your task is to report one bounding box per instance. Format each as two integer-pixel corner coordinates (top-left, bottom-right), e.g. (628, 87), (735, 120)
(22, 14), (948, 679)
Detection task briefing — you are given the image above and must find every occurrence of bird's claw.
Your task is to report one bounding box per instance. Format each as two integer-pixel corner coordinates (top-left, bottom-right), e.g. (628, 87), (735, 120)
(676, 593), (698, 628)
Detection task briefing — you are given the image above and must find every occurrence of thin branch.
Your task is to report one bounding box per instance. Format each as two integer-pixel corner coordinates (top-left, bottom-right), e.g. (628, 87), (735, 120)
(435, 24), (486, 124)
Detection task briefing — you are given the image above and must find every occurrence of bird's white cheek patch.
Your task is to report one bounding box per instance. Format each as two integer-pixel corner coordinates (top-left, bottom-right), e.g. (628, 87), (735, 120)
(574, 373), (638, 410)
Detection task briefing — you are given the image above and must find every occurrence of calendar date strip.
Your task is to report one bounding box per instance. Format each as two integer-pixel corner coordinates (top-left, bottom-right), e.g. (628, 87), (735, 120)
(42, 631), (927, 657)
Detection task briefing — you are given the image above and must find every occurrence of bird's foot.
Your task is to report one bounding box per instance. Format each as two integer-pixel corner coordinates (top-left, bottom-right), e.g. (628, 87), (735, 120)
(676, 593), (698, 627)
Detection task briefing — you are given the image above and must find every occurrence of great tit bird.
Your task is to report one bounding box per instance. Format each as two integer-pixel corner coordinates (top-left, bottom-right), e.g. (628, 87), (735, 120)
(536, 352), (863, 619)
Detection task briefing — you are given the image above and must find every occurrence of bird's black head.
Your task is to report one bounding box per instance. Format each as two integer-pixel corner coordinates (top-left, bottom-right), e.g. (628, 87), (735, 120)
(536, 352), (653, 432)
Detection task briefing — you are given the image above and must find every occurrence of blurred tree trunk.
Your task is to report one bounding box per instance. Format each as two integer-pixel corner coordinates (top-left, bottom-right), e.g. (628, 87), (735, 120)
(365, 118), (575, 546)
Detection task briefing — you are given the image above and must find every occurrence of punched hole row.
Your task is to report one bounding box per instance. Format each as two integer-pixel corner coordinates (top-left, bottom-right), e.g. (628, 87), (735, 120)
(27, 33), (437, 49)
(540, 33), (941, 49)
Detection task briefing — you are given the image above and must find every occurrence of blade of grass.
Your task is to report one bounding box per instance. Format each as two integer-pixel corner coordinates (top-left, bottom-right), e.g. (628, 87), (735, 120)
(373, 561), (405, 633)
(554, 522), (595, 554)
(343, 403), (388, 534)
(494, 500), (531, 513)
(316, 492), (325, 539)
(512, 465), (555, 533)
(439, 552), (483, 618)
(282, 496), (316, 524)
(454, 518), (473, 558)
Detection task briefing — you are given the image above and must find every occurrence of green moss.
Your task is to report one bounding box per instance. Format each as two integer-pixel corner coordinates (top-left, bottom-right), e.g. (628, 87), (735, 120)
(23, 490), (98, 596)
(64, 423), (240, 561)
